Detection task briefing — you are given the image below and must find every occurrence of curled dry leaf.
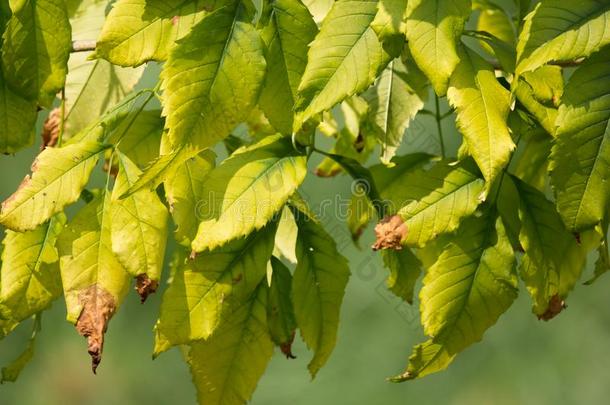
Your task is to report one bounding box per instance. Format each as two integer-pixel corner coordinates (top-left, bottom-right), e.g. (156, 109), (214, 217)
(40, 108), (64, 148)
(538, 295), (566, 321)
(75, 285), (117, 374)
(372, 215), (407, 251)
(135, 274), (159, 303)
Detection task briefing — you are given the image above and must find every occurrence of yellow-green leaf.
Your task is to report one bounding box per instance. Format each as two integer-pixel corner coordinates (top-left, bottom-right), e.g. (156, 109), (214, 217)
(188, 281), (274, 405)
(0, 214), (65, 322)
(162, 3), (266, 150)
(448, 45), (514, 185)
(95, 0), (210, 66)
(0, 141), (108, 231)
(294, 0), (392, 130)
(111, 152), (169, 283)
(154, 221), (277, 354)
(191, 134), (307, 252)
(290, 203), (350, 377)
(405, 0), (471, 95)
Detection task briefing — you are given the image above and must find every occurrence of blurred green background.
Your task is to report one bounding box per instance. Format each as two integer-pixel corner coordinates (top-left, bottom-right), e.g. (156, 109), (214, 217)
(1, 89), (610, 405)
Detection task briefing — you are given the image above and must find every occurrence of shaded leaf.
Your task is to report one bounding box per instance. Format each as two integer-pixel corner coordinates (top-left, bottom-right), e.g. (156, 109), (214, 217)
(267, 256), (297, 358)
(154, 221), (277, 353)
(549, 48), (610, 231)
(1, 0), (72, 106)
(188, 281), (274, 405)
(516, 0), (610, 75)
(0, 214), (65, 322)
(393, 214), (517, 380)
(290, 203), (350, 377)
(258, 0), (318, 134)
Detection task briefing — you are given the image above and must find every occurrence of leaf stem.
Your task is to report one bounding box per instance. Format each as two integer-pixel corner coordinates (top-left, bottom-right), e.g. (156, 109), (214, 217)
(434, 94), (446, 159)
(57, 88), (66, 147)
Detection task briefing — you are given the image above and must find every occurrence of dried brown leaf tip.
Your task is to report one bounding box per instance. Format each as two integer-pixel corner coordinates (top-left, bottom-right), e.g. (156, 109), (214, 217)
(372, 215), (407, 251)
(41, 108), (64, 149)
(280, 331), (297, 359)
(135, 274), (159, 303)
(75, 285), (117, 374)
(538, 295), (566, 321)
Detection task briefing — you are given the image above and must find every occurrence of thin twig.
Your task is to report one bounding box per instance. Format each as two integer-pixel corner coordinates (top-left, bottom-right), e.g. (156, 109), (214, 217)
(434, 94), (446, 159)
(71, 40), (96, 53)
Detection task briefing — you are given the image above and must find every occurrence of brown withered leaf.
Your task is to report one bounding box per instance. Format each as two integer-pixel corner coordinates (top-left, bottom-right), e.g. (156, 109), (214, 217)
(372, 215), (407, 251)
(135, 274), (158, 303)
(41, 108), (64, 149)
(538, 295), (566, 321)
(75, 285), (117, 373)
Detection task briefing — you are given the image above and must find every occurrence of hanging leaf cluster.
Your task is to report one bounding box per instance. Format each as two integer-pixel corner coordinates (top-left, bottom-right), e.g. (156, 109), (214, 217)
(1, 0), (609, 402)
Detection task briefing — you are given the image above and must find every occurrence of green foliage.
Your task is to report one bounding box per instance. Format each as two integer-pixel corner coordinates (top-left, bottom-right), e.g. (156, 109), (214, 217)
(1, 0), (610, 402)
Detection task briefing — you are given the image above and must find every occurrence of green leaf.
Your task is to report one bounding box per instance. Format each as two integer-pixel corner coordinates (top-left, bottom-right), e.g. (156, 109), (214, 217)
(154, 221), (277, 354)
(162, 3), (266, 150)
(394, 160), (486, 247)
(122, 144), (199, 197)
(1, 0), (72, 106)
(273, 206), (298, 263)
(522, 65), (563, 106)
(58, 190), (131, 371)
(347, 191), (375, 243)
(549, 48), (610, 231)
(188, 281), (274, 405)
(476, 4), (515, 46)
(393, 214), (517, 381)
(370, 152), (434, 209)
(0, 67), (37, 154)
(371, 0), (407, 40)
(364, 57), (428, 165)
(258, 0), (318, 135)
(0, 315), (39, 383)
(267, 256), (297, 357)
(0, 141), (109, 231)
(110, 153), (169, 284)
(516, 0), (610, 76)
(447, 45), (514, 184)
(191, 134), (307, 252)
(510, 120), (551, 191)
(0, 214), (65, 323)
(514, 79), (558, 136)
(165, 150), (216, 246)
(112, 110), (164, 168)
(95, 0), (211, 66)
(405, 0), (471, 95)
(381, 247), (421, 304)
(302, 0), (332, 23)
(513, 176), (598, 317)
(64, 0), (145, 138)
(290, 203), (350, 377)
(294, 0), (392, 130)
